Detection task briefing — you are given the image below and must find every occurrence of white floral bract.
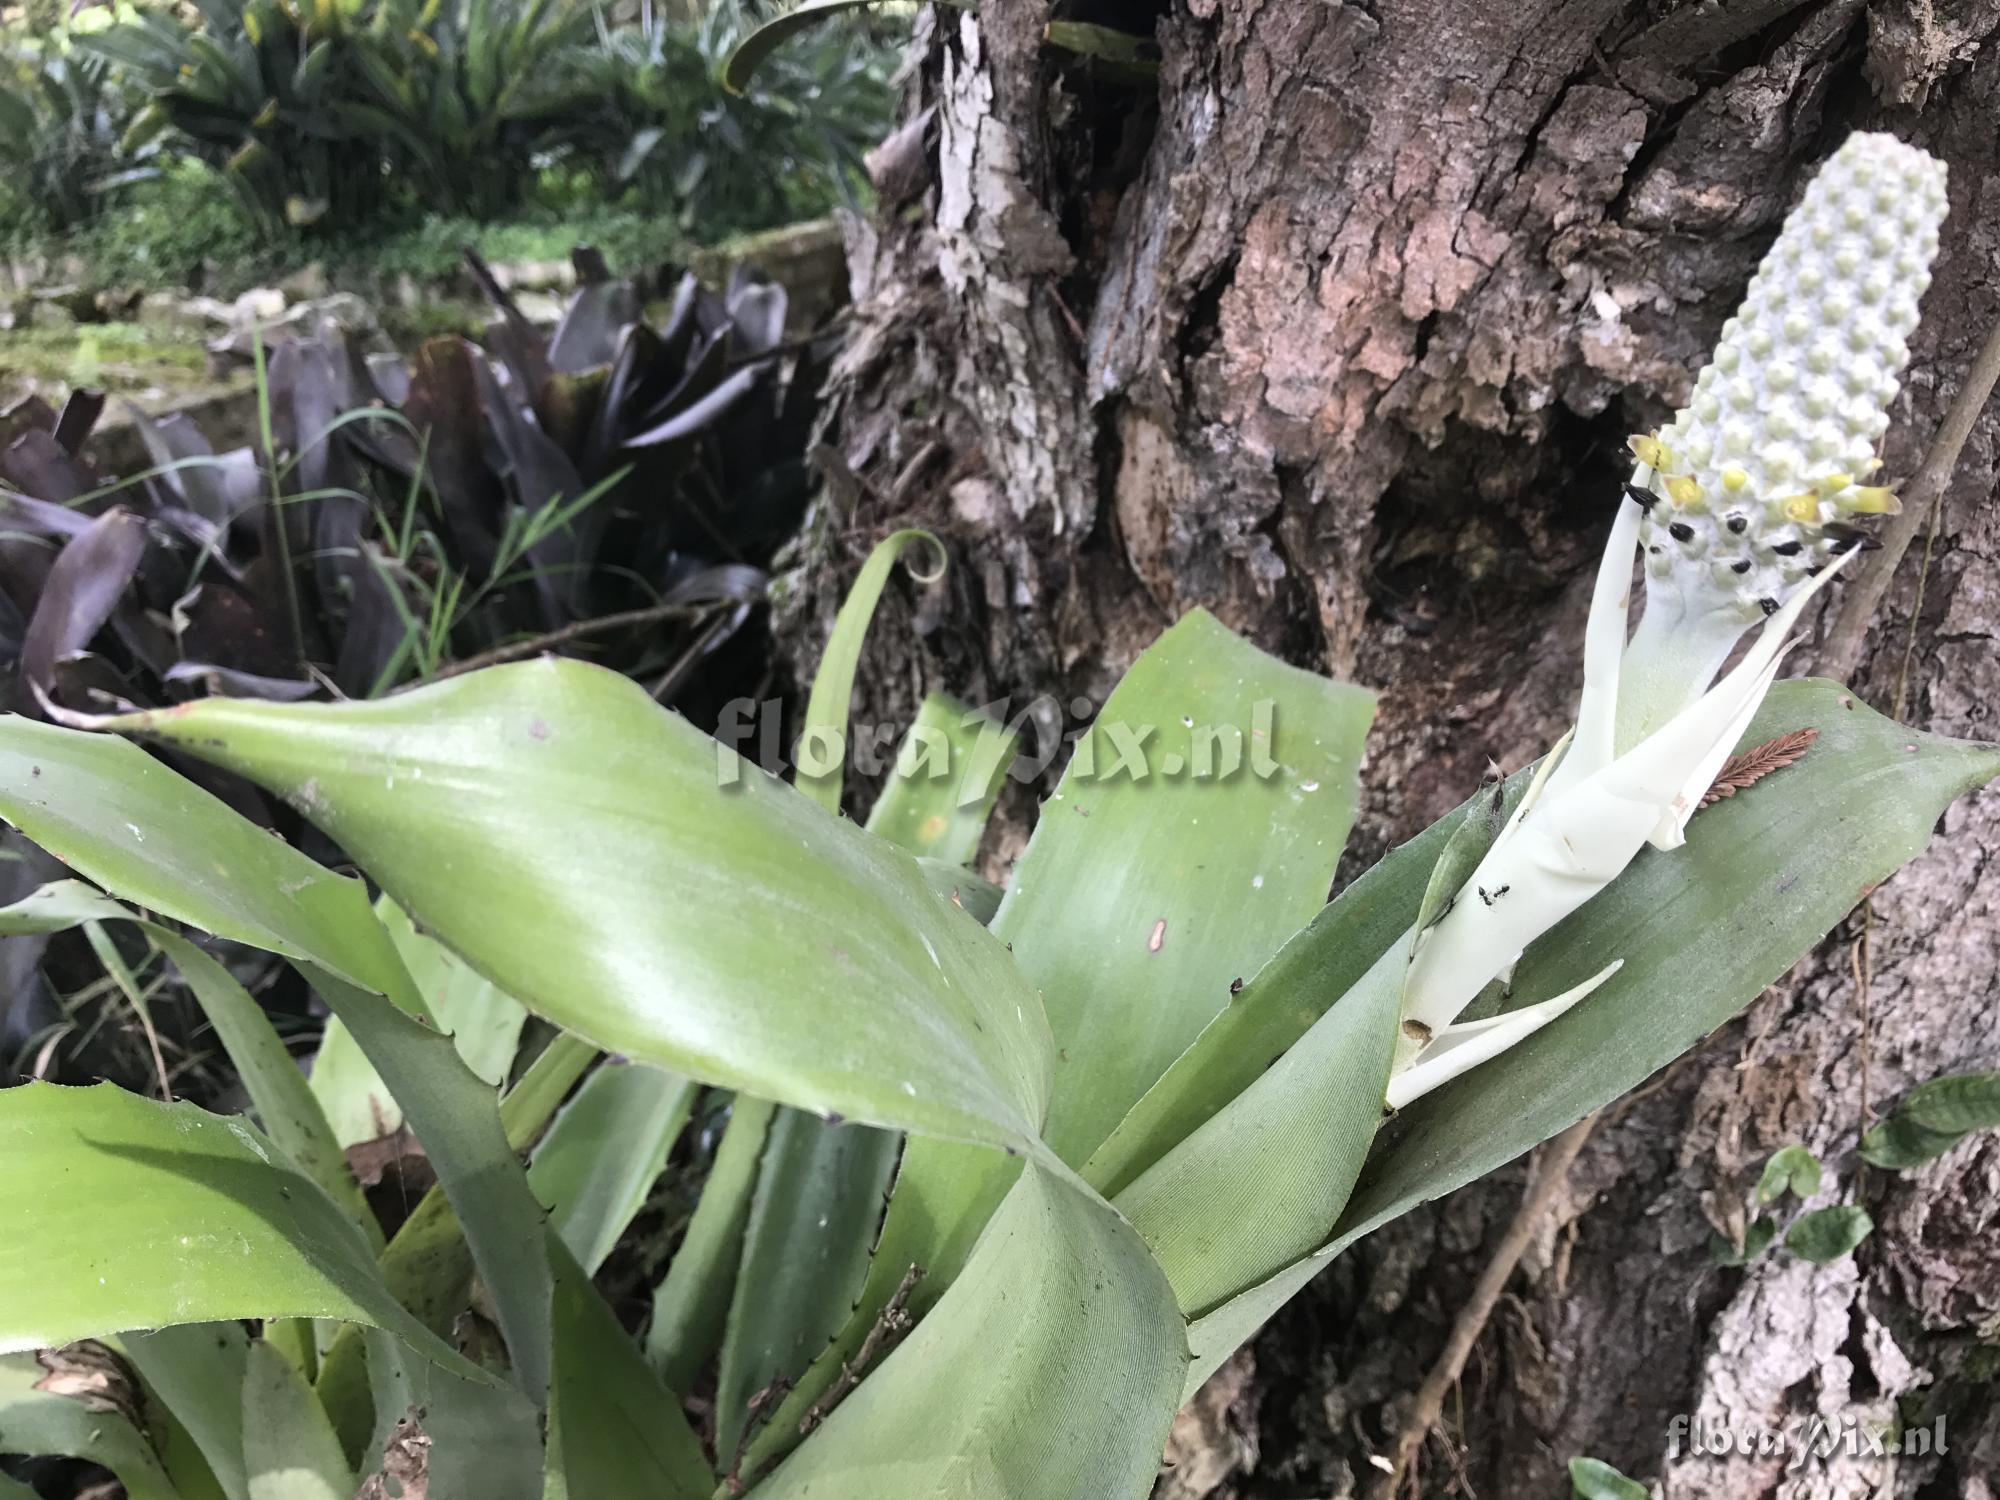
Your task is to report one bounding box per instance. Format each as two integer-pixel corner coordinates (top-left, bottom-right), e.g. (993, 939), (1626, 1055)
(1385, 131), (1947, 1100)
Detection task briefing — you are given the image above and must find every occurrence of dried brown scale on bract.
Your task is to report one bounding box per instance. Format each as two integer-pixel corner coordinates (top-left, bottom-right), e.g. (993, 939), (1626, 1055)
(1698, 728), (1820, 809)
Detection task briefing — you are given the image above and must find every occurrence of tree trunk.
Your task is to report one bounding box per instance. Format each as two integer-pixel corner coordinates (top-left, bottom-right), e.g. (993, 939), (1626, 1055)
(775, 1), (2000, 1494)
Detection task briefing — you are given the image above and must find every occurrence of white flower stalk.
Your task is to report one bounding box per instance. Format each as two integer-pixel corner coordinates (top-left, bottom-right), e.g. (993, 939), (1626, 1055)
(1387, 131), (1946, 1099)
(1616, 132), (1947, 747)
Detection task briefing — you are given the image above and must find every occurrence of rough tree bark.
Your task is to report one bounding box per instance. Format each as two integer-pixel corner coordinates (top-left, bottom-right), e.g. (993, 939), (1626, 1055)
(773, 1), (2000, 1494)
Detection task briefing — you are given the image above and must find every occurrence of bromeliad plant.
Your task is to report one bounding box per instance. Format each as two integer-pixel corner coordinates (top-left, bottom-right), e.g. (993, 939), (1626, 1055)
(0, 132), (1994, 1499)
(78, 0), (603, 230)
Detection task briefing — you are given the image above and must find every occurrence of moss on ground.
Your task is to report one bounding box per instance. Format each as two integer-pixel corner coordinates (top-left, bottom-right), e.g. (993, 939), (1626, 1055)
(2, 321), (212, 399)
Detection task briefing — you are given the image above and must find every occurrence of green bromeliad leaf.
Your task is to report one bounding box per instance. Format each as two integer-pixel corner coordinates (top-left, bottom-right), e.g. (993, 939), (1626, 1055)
(545, 1238), (709, 1500)
(645, 1095), (775, 1397)
(711, 541), (982, 1465)
(240, 1339), (355, 1500)
(1079, 776), (1496, 1198)
(309, 899), (531, 1151)
(796, 529), (943, 818)
(0, 883), (375, 1247)
(740, 607), (1373, 1480)
(754, 1165), (1186, 1500)
(313, 1037), (599, 1458)
(0, 720), (555, 1404)
(528, 1060), (697, 1276)
(1011, 608), (1375, 1165)
(714, 1107), (901, 1463)
(80, 661), (1055, 1159)
(1112, 944), (1401, 1315)
(0, 1350), (178, 1500)
(0, 1083), (478, 1379)
(122, 1322), (252, 1500)
(862, 694), (1019, 866)
(1179, 679), (1999, 1389)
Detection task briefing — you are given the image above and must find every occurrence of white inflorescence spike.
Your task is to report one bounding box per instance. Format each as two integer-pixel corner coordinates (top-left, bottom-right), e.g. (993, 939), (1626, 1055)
(1616, 133), (1948, 748)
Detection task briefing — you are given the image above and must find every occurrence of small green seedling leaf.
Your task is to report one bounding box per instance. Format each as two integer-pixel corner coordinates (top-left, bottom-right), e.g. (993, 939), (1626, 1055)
(1569, 1455), (1649, 1500)
(1899, 1070), (2000, 1136)
(1860, 1113), (1965, 1171)
(1709, 1214), (1778, 1267)
(1785, 1205), (1873, 1265)
(1756, 1145), (1822, 1205)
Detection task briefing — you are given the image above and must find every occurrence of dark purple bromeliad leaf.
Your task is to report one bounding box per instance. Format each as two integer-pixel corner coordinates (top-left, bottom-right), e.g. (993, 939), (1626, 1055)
(16, 506), (149, 717)
(0, 245), (827, 727)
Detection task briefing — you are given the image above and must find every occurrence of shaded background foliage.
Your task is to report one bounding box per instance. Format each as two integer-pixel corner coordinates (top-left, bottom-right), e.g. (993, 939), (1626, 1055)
(0, 0), (897, 266)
